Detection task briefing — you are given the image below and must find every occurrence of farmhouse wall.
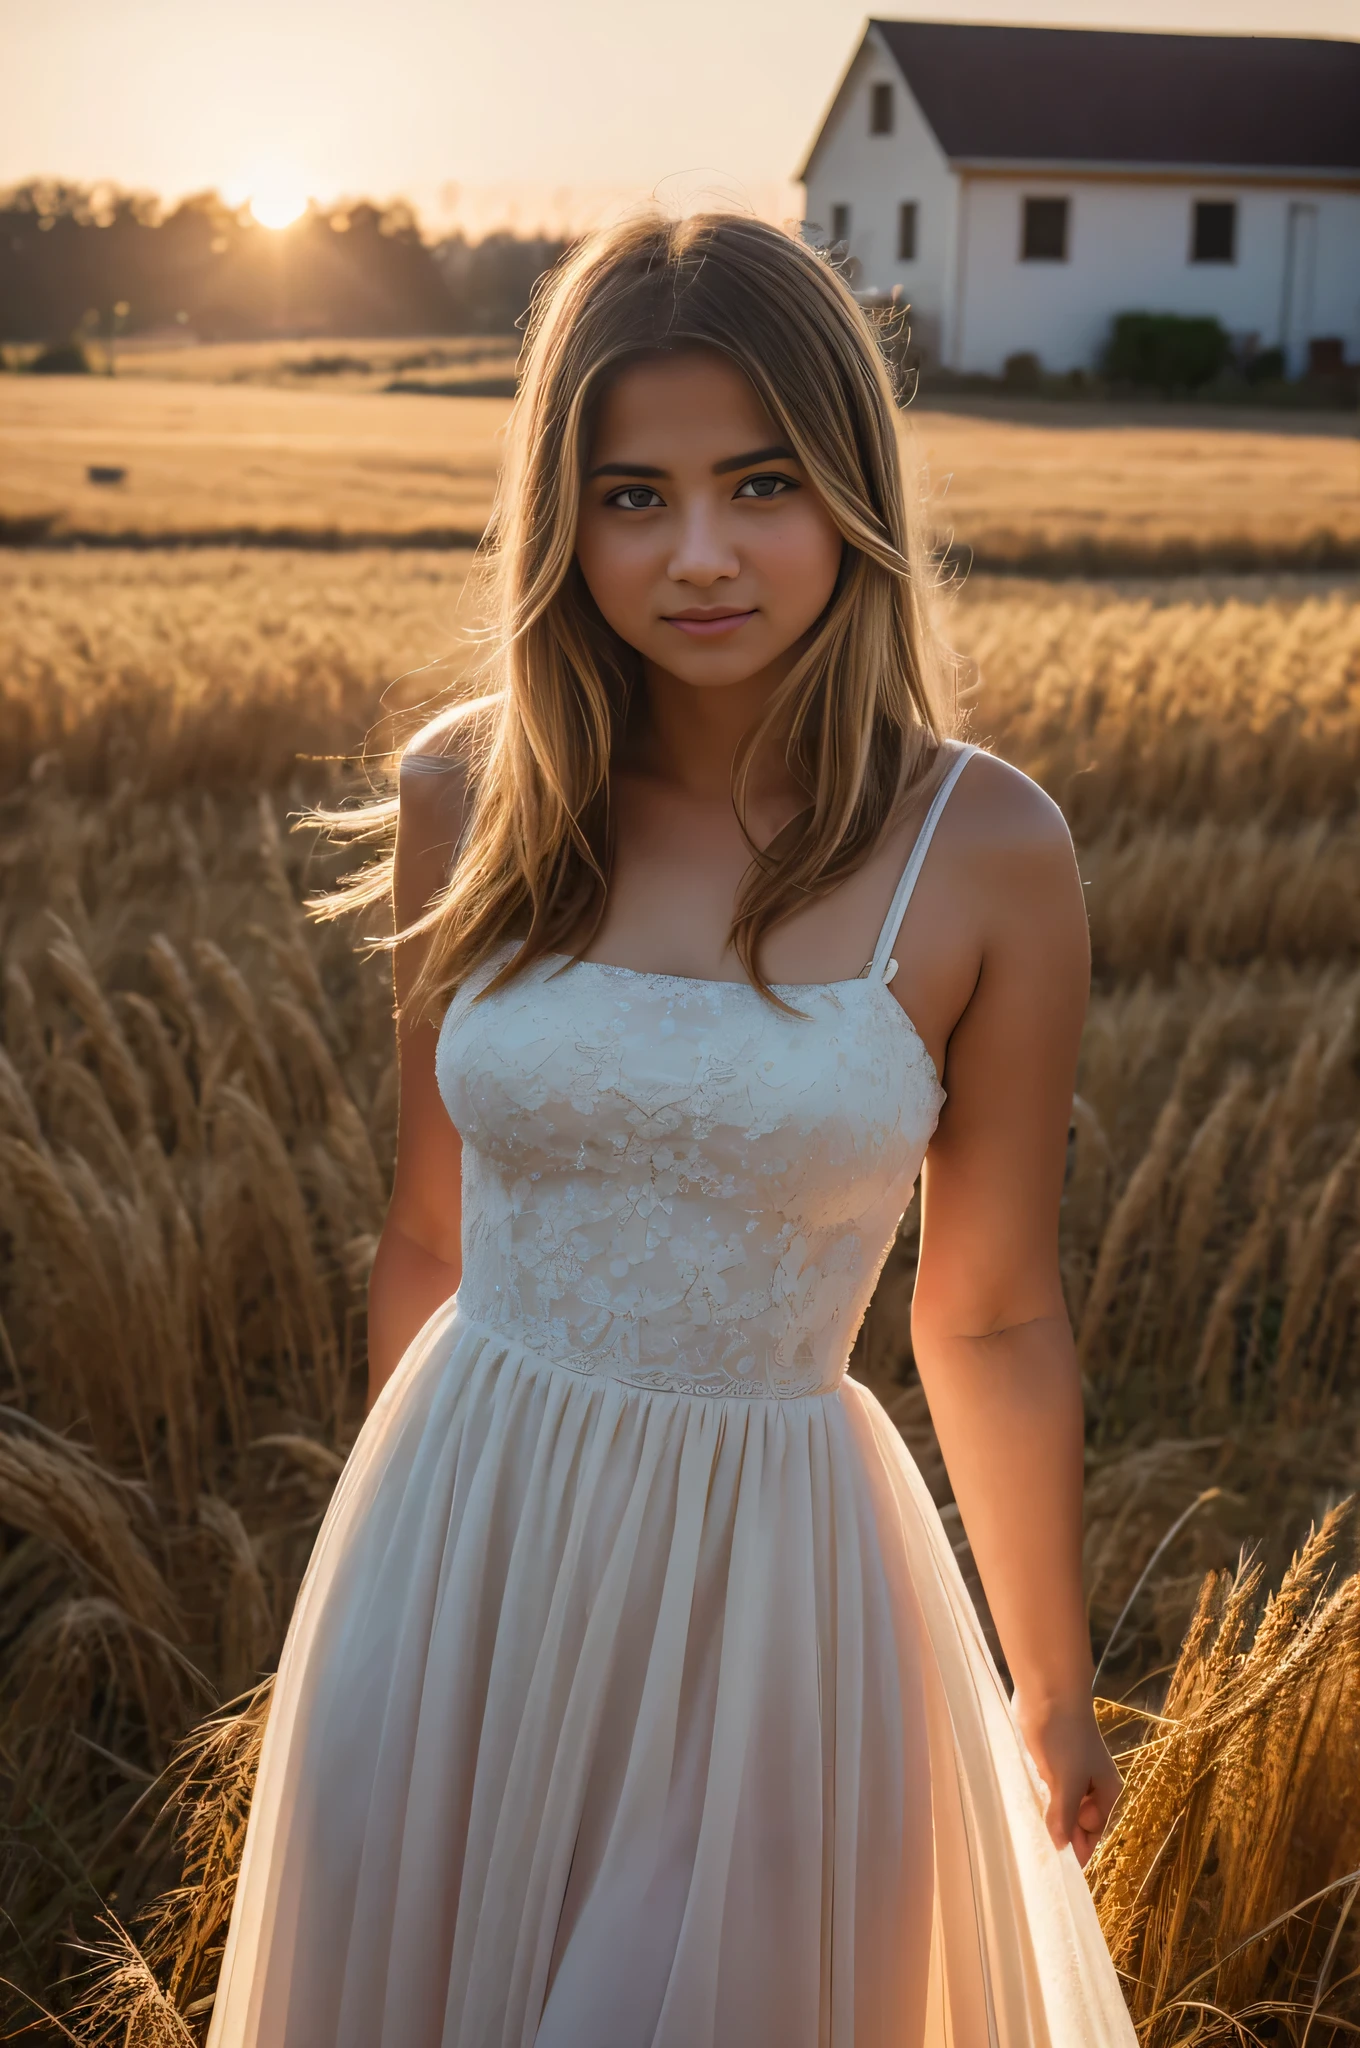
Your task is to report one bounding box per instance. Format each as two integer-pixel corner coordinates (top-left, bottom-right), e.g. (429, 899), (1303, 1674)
(802, 26), (959, 364)
(953, 176), (1360, 377)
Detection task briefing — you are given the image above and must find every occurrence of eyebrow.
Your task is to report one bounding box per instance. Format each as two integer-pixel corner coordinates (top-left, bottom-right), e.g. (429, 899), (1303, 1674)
(713, 443), (795, 475)
(587, 443), (797, 481)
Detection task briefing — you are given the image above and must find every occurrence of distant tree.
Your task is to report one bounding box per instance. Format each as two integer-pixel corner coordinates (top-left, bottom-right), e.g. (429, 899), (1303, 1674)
(433, 230), (572, 333)
(0, 181), (568, 343)
(301, 201), (455, 335)
(0, 182), (164, 343)
(149, 191), (250, 335)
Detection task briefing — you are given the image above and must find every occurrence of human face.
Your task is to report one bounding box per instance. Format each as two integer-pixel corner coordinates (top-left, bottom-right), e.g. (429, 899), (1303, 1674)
(574, 348), (844, 694)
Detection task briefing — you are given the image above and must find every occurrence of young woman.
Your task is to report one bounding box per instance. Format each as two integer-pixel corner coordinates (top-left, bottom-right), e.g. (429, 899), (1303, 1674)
(208, 213), (1136, 2046)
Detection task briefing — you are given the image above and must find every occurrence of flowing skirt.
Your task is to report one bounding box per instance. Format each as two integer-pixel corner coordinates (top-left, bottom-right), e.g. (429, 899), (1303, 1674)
(207, 1304), (1136, 2047)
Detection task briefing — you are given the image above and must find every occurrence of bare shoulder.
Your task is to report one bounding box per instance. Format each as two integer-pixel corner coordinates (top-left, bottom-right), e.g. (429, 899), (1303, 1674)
(397, 699), (496, 838)
(949, 749), (1073, 860)
(947, 750), (1078, 892)
(395, 711), (486, 902)
(945, 751), (1085, 953)
(400, 696), (495, 780)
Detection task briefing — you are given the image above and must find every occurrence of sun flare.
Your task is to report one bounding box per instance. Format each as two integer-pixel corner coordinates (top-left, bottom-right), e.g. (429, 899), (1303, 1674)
(226, 160), (310, 230)
(250, 178), (308, 230)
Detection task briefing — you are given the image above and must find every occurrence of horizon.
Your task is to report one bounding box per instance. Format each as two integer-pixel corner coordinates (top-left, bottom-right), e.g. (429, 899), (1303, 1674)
(7, 0), (1359, 241)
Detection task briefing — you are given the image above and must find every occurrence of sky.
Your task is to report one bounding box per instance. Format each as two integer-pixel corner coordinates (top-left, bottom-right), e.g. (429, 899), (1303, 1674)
(5, 0), (1359, 237)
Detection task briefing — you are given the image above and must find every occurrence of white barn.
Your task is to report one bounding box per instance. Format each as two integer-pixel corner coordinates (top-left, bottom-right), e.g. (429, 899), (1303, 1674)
(798, 21), (1360, 378)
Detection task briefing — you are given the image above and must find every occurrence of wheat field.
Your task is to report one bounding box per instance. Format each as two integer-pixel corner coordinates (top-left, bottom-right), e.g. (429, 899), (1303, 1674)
(2, 545), (1360, 2041)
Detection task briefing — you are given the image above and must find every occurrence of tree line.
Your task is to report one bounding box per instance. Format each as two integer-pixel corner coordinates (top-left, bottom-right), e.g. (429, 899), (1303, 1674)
(0, 183), (571, 343)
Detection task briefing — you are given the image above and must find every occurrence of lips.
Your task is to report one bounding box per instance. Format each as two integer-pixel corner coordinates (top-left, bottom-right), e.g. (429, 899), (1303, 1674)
(663, 608), (758, 638)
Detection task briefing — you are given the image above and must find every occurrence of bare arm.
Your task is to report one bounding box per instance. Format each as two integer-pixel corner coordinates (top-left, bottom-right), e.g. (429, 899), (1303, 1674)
(365, 749), (468, 1409)
(908, 759), (1119, 1864)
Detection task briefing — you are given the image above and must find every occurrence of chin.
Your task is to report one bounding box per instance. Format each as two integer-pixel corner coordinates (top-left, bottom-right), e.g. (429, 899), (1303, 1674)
(649, 639), (791, 689)
(670, 660), (773, 690)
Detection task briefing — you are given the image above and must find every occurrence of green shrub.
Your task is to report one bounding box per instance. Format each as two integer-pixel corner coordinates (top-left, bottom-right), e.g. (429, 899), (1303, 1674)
(1103, 313), (1232, 393)
(1002, 350), (1043, 392)
(1244, 346), (1286, 386)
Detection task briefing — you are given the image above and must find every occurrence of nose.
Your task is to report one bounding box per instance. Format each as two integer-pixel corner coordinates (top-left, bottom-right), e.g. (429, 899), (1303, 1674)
(667, 496), (740, 589)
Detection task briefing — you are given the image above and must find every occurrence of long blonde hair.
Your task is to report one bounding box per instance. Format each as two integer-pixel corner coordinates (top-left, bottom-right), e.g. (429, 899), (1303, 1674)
(317, 210), (956, 1016)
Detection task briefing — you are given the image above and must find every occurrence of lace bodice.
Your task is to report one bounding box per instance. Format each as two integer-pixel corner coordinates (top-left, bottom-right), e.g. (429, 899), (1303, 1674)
(435, 745), (977, 1399)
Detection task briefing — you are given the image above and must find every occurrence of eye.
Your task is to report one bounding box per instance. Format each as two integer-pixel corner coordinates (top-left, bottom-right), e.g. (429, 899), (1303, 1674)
(606, 484), (665, 511)
(734, 473), (797, 500)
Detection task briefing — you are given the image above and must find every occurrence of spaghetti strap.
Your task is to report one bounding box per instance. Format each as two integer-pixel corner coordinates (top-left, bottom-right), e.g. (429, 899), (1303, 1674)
(868, 743), (979, 982)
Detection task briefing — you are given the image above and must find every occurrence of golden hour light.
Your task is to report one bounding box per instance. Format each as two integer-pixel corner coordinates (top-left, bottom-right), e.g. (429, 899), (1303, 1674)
(225, 161), (310, 229)
(250, 182), (308, 230)
(5, 10), (1360, 2048)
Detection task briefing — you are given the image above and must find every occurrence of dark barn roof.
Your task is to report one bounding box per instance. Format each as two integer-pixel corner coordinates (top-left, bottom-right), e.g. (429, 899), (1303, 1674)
(868, 21), (1360, 172)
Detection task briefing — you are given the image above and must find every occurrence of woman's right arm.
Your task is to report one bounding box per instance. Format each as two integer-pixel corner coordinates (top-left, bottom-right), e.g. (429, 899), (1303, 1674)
(365, 750), (468, 1410)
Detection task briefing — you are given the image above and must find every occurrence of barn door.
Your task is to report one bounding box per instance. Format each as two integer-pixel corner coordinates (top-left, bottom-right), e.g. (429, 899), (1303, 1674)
(1279, 202), (1318, 379)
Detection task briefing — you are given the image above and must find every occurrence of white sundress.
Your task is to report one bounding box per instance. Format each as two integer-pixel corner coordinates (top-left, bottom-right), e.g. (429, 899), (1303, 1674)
(207, 741), (1137, 2047)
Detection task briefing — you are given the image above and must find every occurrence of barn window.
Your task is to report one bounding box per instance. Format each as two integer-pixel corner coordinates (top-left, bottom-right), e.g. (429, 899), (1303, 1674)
(1022, 197), (1069, 261)
(898, 202), (918, 261)
(1192, 200), (1236, 263)
(870, 82), (894, 135)
(831, 203), (851, 246)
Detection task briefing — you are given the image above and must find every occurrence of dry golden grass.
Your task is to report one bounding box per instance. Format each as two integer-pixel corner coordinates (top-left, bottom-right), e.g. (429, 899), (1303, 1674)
(0, 379), (506, 544)
(968, 583), (1360, 979)
(2, 552), (1360, 2040)
(3, 361), (1355, 568)
(906, 406), (1360, 574)
(968, 581), (1360, 831)
(1088, 1505), (1360, 2042)
(0, 549), (479, 797)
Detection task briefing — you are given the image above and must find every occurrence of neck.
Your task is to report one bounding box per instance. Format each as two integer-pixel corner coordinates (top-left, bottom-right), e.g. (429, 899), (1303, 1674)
(637, 655), (804, 827)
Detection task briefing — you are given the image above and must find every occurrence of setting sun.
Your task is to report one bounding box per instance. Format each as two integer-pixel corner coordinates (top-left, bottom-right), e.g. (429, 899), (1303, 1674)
(224, 160), (310, 229)
(249, 179), (308, 230)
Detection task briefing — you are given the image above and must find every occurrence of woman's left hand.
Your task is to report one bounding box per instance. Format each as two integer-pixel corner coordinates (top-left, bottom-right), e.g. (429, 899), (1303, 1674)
(1012, 1692), (1123, 1866)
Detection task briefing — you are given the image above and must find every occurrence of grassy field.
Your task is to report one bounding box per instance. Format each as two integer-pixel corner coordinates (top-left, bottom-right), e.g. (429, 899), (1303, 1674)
(0, 548), (479, 796)
(3, 347), (1357, 569)
(0, 378), (504, 545)
(2, 376), (1360, 2038)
